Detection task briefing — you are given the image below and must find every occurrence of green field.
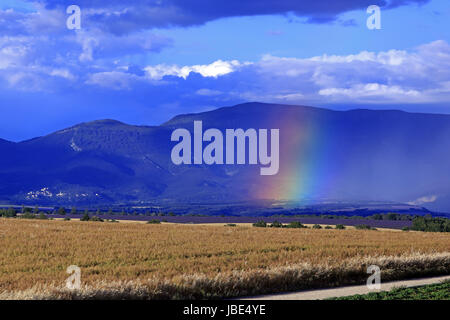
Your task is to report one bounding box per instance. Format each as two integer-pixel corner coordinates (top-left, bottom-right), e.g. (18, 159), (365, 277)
(330, 281), (450, 300)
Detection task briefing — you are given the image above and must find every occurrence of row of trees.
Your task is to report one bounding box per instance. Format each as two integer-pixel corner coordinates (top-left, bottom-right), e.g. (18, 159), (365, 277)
(252, 220), (347, 230)
(1, 206), (176, 216)
(407, 216), (450, 232)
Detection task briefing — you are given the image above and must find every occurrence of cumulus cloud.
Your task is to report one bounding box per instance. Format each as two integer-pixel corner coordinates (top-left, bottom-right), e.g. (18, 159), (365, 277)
(319, 84), (420, 102)
(144, 60), (246, 80)
(407, 195), (438, 206)
(78, 40), (450, 106)
(0, 2), (448, 105)
(196, 89), (223, 96)
(85, 71), (141, 90)
(0, 4), (172, 90)
(244, 40), (450, 104)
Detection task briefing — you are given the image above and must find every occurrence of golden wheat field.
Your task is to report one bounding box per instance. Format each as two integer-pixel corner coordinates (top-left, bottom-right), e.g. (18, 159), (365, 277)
(0, 218), (449, 299)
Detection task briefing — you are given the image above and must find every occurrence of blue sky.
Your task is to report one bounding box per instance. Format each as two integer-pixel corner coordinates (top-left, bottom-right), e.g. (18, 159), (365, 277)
(0, 0), (449, 141)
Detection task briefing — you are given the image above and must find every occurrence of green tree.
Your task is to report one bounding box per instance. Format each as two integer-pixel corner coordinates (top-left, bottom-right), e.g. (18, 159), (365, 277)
(270, 221), (283, 228)
(253, 220), (267, 228)
(286, 221), (306, 229)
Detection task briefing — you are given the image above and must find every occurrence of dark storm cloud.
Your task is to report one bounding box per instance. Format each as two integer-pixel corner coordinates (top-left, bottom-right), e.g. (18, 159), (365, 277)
(37, 0), (430, 34)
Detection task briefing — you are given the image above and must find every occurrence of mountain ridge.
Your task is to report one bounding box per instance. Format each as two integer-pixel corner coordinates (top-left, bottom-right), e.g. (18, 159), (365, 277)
(1, 102), (449, 212)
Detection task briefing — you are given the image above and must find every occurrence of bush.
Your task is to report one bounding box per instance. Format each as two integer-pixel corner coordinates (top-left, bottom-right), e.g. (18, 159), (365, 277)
(402, 226), (410, 231)
(285, 221), (307, 229)
(354, 224), (377, 231)
(325, 225), (333, 229)
(411, 216), (450, 232)
(312, 224), (322, 229)
(253, 220), (267, 228)
(8, 208), (17, 217)
(90, 216), (104, 222)
(147, 219), (161, 224)
(0, 208), (17, 218)
(80, 213), (90, 221)
(20, 212), (36, 219)
(22, 206), (32, 213)
(38, 213), (48, 220)
(225, 223), (237, 227)
(64, 217), (71, 221)
(335, 224), (346, 230)
(270, 221), (283, 228)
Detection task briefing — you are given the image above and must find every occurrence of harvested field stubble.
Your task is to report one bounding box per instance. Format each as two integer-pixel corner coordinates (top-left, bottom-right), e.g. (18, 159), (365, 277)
(0, 218), (449, 299)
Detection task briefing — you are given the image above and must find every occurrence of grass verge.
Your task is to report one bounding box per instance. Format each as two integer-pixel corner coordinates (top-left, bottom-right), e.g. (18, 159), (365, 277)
(329, 280), (450, 300)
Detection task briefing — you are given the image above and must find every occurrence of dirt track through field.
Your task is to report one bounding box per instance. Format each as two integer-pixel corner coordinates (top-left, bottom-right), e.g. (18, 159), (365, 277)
(240, 275), (450, 300)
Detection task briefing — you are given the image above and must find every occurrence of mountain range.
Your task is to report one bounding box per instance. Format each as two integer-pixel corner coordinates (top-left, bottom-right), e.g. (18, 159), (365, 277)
(1, 102), (449, 213)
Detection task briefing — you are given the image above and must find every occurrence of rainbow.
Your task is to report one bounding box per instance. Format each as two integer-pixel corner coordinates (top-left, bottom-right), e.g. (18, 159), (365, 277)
(253, 108), (338, 201)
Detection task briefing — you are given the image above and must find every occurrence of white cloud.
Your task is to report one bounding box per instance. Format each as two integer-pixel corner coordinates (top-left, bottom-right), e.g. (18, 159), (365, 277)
(85, 71), (140, 90)
(49, 68), (75, 80)
(0, 36), (30, 69)
(144, 60), (246, 80)
(248, 40), (450, 104)
(195, 88), (223, 96)
(1, 23), (449, 108)
(319, 83), (420, 102)
(309, 49), (408, 66)
(407, 195), (438, 206)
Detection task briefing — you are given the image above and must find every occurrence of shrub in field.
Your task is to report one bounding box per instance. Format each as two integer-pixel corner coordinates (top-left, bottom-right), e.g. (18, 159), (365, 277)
(286, 221), (307, 229)
(64, 217), (71, 221)
(325, 226), (333, 229)
(0, 208), (17, 218)
(38, 213), (48, 220)
(313, 224), (322, 229)
(253, 220), (267, 228)
(270, 221), (283, 228)
(402, 227), (410, 231)
(20, 212), (36, 219)
(90, 216), (104, 222)
(22, 206), (32, 213)
(411, 216), (450, 232)
(354, 224), (377, 230)
(225, 223), (237, 227)
(80, 213), (90, 221)
(147, 219), (161, 224)
(335, 224), (346, 230)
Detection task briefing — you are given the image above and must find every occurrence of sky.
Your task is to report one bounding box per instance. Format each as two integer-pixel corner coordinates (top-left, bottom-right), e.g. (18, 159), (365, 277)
(0, 0), (449, 141)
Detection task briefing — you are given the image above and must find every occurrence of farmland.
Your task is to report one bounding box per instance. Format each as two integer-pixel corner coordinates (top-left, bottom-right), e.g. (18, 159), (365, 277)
(46, 214), (414, 229)
(0, 218), (449, 299)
